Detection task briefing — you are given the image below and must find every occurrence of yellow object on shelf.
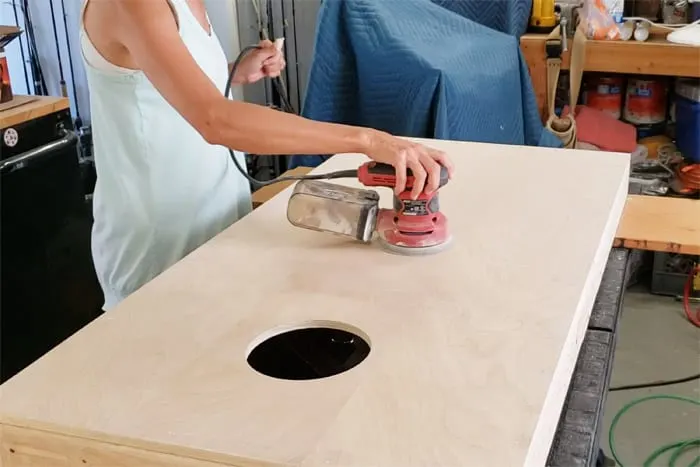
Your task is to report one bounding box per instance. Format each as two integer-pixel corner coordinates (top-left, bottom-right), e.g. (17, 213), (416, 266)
(530, 0), (557, 31)
(639, 135), (673, 159)
(693, 264), (700, 291)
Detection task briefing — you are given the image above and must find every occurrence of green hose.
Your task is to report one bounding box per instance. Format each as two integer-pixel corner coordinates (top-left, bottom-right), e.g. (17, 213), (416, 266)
(608, 394), (700, 467)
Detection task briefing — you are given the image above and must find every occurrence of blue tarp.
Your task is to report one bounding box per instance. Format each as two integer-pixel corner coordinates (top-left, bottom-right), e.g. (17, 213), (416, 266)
(429, 0), (532, 37)
(288, 0), (561, 169)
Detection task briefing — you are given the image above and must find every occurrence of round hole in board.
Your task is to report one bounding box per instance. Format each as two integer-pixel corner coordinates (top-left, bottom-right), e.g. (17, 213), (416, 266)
(246, 321), (371, 381)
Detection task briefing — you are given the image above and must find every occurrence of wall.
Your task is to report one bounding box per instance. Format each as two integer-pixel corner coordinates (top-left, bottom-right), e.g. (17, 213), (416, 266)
(0, 0), (243, 124)
(234, 0), (321, 109)
(0, 3), (36, 96)
(0, 0), (89, 122)
(204, 0), (243, 101)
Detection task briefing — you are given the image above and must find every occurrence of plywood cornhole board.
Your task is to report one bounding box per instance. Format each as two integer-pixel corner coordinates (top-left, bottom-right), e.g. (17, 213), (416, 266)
(0, 138), (630, 467)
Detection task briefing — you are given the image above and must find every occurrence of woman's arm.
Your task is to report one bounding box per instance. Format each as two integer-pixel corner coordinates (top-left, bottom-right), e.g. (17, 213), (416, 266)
(112, 0), (453, 196)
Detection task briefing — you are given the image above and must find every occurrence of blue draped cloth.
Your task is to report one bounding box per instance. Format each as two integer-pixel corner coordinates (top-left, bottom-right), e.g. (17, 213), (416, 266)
(288, 0), (561, 169)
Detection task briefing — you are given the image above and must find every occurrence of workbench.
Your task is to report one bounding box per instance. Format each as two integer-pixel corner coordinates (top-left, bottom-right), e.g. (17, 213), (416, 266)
(548, 248), (630, 466)
(0, 139), (631, 466)
(519, 33), (700, 258)
(519, 32), (700, 122)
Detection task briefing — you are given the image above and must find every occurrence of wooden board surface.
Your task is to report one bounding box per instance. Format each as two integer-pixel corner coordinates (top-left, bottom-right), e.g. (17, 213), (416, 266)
(0, 95), (69, 129)
(262, 170), (700, 256)
(0, 139), (630, 467)
(614, 195), (700, 255)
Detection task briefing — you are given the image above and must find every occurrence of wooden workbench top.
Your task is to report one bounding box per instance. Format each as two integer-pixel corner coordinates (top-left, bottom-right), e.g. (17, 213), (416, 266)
(0, 139), (629, 466)
(0, 95), (69, 129)
(614, 195), (700, 255)
(520, 33), (700, 78)
(520, 32), (700, 119)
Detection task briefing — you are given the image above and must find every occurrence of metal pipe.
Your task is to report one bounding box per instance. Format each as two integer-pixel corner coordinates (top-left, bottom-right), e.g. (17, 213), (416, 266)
(0, 130), (78, 174)
(48, 0), (68, 98)
(10, 0), (30, 93)
(59, 0), (82, 127)
(23, 0), (47, 95)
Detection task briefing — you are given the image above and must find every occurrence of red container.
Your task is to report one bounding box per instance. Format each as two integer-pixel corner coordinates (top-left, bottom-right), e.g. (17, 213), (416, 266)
(0, 50), (12, 104)
(623, 77), (668, 125)
(585, 75), (624, 119)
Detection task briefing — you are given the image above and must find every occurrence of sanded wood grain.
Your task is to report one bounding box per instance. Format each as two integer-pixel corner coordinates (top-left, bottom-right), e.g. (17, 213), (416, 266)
(614, 195), (700, 255)
(0, 424), (252, 467)
(0, 95), (69, 129)
(0, 138), (630, 466)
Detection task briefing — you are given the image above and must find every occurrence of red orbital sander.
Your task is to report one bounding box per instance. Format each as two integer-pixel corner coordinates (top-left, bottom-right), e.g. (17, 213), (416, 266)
(286, 161), (452, 256)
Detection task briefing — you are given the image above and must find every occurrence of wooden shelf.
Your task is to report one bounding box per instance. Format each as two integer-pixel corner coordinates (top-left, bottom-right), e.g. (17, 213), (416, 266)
(577, 37), (700, 78)
(522, 33), (700, 78)
(0, 95), (69, 129)
(520, 33), (700, 120)
(614, 195), (700, 255)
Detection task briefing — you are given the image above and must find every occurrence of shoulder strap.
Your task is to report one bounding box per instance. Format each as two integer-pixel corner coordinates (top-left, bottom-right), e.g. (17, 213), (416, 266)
(544, 25), (587, 149)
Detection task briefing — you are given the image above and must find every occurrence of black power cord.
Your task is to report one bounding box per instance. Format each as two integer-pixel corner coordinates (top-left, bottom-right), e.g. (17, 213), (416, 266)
(10, 0), (30, 92)
(21, 0), (47, 95)
(609, 372), (700, 392)
(49, 0), (68, 98)
(224, 45), (355, 187)
(60, 0), (83, 129)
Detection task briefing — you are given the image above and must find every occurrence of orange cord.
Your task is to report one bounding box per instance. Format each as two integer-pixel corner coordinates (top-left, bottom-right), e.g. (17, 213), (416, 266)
(683, 265), (700, 328)
(676, 163), (700, 193)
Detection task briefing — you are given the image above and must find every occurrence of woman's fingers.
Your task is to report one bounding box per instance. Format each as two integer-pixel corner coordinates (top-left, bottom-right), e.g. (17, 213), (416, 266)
(420, 152), (442, 194)
(429, 148), (454, 178)
(406, 156), (427, 200)
(263, 57), (285, 77)
(393, 156), (408, 195)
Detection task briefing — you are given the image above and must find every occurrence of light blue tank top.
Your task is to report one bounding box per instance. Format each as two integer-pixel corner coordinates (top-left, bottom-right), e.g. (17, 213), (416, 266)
(80, 0), (252, 310)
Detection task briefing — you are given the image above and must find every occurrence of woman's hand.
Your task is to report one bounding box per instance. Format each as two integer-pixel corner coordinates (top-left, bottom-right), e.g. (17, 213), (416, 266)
(233, 40), (286, 85)
(365, 131), (455, 199)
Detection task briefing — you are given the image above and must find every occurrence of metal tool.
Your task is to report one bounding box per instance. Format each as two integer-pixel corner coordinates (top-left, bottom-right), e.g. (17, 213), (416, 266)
(555, 0), (584, 36)
(287, 161), (452, 256)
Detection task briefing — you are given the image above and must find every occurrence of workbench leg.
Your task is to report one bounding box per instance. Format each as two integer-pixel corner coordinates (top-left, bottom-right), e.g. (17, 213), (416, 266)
(520, 40), (549, 122)
(597, 448), (615, 467)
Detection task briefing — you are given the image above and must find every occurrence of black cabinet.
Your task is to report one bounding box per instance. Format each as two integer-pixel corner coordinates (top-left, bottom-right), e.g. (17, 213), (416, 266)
(1, 108), (103, 383)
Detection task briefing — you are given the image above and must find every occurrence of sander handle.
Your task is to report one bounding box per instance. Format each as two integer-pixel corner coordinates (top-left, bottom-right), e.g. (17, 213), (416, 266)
(357, 161), (450, 190)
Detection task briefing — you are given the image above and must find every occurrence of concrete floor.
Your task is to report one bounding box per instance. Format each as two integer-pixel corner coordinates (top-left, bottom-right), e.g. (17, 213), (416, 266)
(601, 286), (700, 466)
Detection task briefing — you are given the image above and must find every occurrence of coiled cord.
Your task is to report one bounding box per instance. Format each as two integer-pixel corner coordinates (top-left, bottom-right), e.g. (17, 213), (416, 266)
(676, 163), (700, 193)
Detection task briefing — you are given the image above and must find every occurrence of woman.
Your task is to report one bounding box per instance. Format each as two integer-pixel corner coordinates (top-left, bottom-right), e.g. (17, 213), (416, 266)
(80, 0), (454, 310)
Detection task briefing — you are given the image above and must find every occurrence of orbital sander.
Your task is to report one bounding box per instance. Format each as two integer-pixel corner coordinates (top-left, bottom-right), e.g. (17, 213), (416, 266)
(225, 43), (451, 256)
(286, 161), (452, 256)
